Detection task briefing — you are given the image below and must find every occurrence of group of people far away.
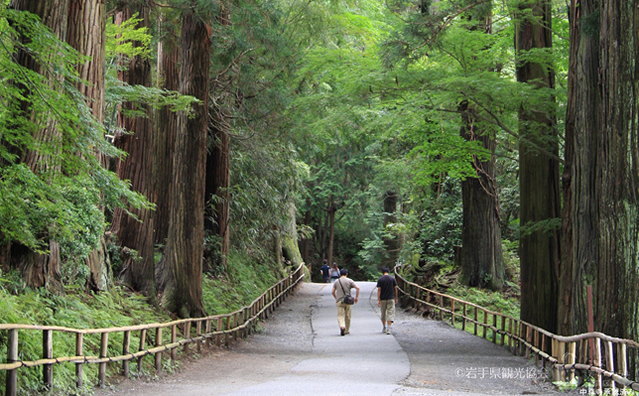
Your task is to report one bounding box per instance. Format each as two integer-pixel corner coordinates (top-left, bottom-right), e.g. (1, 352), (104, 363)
(320, 259), (341, 284)
(328, 265), (398, 336)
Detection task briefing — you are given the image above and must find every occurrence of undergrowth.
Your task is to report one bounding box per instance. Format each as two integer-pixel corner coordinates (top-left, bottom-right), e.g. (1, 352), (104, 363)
(0, 249), (287, 395)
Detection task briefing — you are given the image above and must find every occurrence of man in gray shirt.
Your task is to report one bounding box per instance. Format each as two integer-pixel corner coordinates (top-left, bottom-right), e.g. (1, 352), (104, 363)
(332, 268), (360, 336)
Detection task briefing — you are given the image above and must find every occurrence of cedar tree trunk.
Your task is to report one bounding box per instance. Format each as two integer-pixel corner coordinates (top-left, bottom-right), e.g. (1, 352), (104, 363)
(458, 100), (504, 291)
(67, 0), (111, 292)
(160, 8), (210, 318)
(516, 0), (560, 333)
(110, 6), (156, 298)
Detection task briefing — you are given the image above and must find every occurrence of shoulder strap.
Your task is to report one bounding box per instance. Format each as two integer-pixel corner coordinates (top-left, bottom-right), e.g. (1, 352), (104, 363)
(338, 278), (348, 295)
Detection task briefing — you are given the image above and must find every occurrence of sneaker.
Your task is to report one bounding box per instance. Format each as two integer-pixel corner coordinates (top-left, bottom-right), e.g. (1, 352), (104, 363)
(344, 331), (350, 335)
(386, 327), (391, 335)
(340, 327), (345, 336)
(382, 326), (386, 333)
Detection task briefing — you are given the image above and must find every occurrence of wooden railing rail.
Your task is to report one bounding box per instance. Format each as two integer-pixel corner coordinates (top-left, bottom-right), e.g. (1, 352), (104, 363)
(1, 264), (305, 396)
(394, 265), (639, 394)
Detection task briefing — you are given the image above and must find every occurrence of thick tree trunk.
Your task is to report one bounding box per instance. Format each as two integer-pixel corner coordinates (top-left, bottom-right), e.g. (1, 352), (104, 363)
(67, 0), (110, 292)
(561, 0), (639, 378)
(516, 0), (560, 333)
(559, 0), (599, 336)
(204, 112), (230, 271)
(8, 0), (69, 292)
(383, 191), (400, 268)
(110, 6), (156, 298)
(281, 202), (303, 267)
(154, 28), (180, 246)
(596, 0), (639, 345)
(458, 101), (504, 291)
(160, 8), (210, 318)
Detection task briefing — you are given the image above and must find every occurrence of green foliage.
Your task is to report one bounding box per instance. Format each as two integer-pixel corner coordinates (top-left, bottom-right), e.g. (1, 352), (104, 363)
(447, 281), (520, 320)
(105, 14), (152, 62)
(0, 7), (151, 258)
(0, 280), (172, 394)
(202, 250), (285, 315)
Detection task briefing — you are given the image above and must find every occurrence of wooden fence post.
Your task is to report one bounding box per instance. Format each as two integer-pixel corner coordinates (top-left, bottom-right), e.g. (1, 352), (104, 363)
(594, 337), (602, 394)
(6, 328), (18, 396)
(492, 314), (497, 343)
(122, 330), (130, 377)
(216, 317), (223, 347)
(196, 321), (202, 352)
(483, 310), (488, 339)
(183, 322), (191, 352)
(171, 325), (177, 361)
(568, 342), (576, 382)
(76, 333), (84, 388)
(138, 329), (147, 371)
(474, 307), (478, 336)
(462, 303), (467, 331)
(43, 329), (53, 389)
(605, 341), (615, 393)
(225, 316), (231, 346)
(98, 333), (109, 387)
(155, 327), (163, 372)
(500, 316), (506, 346)
(618, 343), (627, 392)
(450, 300), (455, 327)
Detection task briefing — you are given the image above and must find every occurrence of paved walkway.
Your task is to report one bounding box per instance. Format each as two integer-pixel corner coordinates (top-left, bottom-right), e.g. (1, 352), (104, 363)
(97, 282), (568, 396)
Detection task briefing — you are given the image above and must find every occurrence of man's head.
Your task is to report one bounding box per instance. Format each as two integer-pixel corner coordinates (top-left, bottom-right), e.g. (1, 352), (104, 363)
(340, 268), (348, 276)
(381, 266), (390, 274)
(323, 259), (328, 264)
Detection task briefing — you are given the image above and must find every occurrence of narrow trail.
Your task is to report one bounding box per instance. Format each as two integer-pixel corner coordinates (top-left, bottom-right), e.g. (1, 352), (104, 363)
(97, 282), (573, 396)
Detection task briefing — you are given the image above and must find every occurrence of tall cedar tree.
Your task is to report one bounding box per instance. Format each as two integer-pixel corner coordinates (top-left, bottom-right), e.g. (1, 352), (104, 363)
(67, 0), (110, 291)
(154, 18), (180, 246)
(110, 5), (156, 298)
(516, 0), (560, 333)
(6, 0), (69, 292)
(160, 6), (210, 317)
(458, 2), (504, 291)
(204, 4), (231, 272)
(559, 0), (598, 336)
(563, 1), (639, 377)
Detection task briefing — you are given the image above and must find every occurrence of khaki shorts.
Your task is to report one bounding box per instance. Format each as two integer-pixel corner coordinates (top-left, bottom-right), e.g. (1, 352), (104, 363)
(380, 299), (395, 323)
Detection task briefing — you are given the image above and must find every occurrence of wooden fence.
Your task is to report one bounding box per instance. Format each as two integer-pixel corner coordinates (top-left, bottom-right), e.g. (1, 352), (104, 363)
(0, 264), (305, 396)
(394, 266), (639, 394)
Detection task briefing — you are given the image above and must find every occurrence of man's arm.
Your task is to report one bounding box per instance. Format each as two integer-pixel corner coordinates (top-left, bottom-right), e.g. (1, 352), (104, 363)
(332, 284), (337, 300)
(377, 287), (381, 307)
(354, 283), (360, 303)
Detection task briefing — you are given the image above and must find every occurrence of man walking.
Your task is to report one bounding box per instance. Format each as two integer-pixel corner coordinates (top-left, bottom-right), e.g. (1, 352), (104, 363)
(320, 259), (330, 283)
(377, 266), (398, 335)
(332, 268), (360, 336)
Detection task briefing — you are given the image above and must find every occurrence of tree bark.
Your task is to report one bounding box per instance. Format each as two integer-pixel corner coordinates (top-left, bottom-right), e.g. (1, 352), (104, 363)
(204, 111), (230, 271)
(458, 100), (504, 291)
(559, 0), (599, 336)
(516, 0), (560, 333)
(154, 20), (180, 246)
(67, 0), (110, 292)
(281, 202), (303, 267)
(110, 5), (156, 298)
(160, 7), (210, 318)
(8, 0), (70, 292)
(595, 0), (639, 344)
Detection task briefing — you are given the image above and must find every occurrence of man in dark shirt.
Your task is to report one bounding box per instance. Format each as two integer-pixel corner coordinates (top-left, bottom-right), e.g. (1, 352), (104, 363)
(320, 259), (330, 283)
(376, 266), (398, 334)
